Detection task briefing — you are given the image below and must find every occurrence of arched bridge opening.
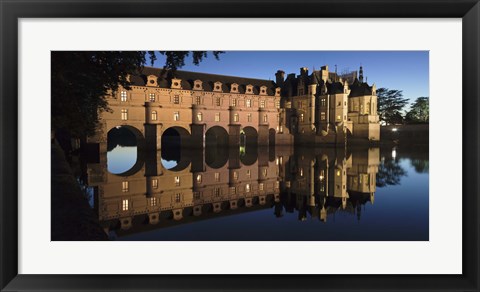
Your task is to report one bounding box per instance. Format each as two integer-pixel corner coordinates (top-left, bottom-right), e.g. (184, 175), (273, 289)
(205, 126), (229, 169)
(161, 127), (191, 171)
(107, 125), (145, 175)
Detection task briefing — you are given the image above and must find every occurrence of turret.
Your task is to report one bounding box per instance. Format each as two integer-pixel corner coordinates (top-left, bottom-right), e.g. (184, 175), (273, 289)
(275, 70), (285, 87)
(359, 65), (364, 83)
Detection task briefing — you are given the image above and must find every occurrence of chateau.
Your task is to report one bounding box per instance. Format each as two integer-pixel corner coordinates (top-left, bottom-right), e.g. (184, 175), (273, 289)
(88, 65), (380, 152)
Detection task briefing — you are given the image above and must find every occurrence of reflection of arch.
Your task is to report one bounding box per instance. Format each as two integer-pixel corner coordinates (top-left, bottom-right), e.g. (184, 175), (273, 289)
(240, 144), (258, 166)
(161, 127), (191, 171)
(107, 126), (145, 176)
(205, 126), (229, 168)
(241, 126), (258, 146)
(268, 128), (276, 146)
(205, 126), (229, 147)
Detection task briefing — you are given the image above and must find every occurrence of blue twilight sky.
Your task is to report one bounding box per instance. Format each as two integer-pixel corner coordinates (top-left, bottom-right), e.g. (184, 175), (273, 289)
(152, 51), (429, 107)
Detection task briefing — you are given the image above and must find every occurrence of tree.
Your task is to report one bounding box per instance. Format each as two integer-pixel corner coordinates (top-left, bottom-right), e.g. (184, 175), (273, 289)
(405, 97), (429, 124)
(376, 88), (409, 125)
(51, 51), (223, 138)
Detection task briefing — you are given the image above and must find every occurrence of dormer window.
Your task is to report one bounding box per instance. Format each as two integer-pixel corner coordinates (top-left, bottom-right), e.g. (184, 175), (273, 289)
(275, 87), (281, 96)
(246, 84), (254, 94)
(260, 86), (268, 96)
(147, 75), (157, 87)
(214, 81), (223, 92)
(230, 83), (239, 93)
(193, 80), (203, 90)
(171, 78), (182, 89)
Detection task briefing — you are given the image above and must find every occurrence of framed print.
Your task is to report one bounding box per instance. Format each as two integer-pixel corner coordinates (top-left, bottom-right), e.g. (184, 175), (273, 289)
(1, 0), (479, 291)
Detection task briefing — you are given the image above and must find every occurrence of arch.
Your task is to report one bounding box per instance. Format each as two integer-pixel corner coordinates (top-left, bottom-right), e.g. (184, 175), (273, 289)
(161, 127), (192, 171)
(106, 125), (145, 176)
(205, 126), (229, 147)
(205, 126), (229, 169)
(241, 126), (258, 147)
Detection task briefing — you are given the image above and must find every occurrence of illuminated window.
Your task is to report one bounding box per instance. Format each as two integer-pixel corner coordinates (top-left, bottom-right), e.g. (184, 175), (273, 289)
(173, 95), (180, 104)
(245, 184), (251, 193)
(197, 112), (203, 122)
(247, 114), (252, 122)
(259, 183), (264, 191)
(215, 113), (220, 122)
(321, 98), (326, 106)
(230, 187), (236, 194)
(152, 179), (158, 188)
(300, 114), (304, 122)
(174, 176), (180, 186)
(214, 172), (220, 182)
(260, 100), (265, 108)
(216, 97), (221, 106)
(234, 113), (239, 122)
(279, 125), (283, 133)
(231, 98), (237, 107)
(337, 115), (341, 121)
(263, 169), (268, 176)
(263, 114), (268, 122)
(277, 114), (280, 122)
(246, 170), (251, 178)
(337, 170), (341, 176)
(300, 168), (304, 177)
(321, 112), (326, 121)
(175, 193), (181, 202)
(121, 109), (128, 120)
(214, 188), (221, 197)
(122, 199), (129, 211)
(151, 111), (157, 121)
(275, 181), (280, 189)
(319, 170), (325, 181)
(174, 112), (180, 121)
(120, 91), (127, 101)
(246, 99), (251, 108)
(149, 93), (156, 102)
(196, 174), (202, 183)
(275, 100), (280, 108)
(122, 181), (129, 192)
(233, 171), (238, 180)
(196, 96), (201, 105)
(150, 197), (157, 206)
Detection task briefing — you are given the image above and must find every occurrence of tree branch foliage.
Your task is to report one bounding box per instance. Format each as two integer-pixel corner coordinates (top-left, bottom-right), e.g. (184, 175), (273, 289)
(376, 87), (409, 125)
(405, 97), (429, 124)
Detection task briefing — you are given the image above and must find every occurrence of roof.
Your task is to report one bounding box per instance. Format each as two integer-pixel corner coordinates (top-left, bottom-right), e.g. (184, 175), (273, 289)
(349, 78), (374, 97)
(130, 66), (277, 95)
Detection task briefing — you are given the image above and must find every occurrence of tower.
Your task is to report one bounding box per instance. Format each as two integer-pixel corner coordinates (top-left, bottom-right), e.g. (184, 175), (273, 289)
(359, 65), (364, 83)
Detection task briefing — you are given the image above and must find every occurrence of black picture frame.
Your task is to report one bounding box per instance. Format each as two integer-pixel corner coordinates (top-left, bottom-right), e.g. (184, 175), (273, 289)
(1, 0), (479, 291)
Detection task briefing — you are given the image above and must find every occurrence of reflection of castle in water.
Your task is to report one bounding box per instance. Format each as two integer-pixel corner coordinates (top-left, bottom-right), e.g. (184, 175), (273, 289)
(86, 146), (379, 237)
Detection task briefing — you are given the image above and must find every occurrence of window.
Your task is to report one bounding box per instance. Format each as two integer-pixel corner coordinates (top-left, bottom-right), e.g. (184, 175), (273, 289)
(233, 171), (238, 180)
(121, 109), (128, 120)
(300, 113), (304, 122)
(231, 98), (237, 107)
(175, 193), (181, 202)
(196, 96), (201, 105)
(263, 114), (268, 122)
(279, 125), (283, 133)
(319, 170), (325, 181)
(196, 174), (202, 183)
(321, 112), (326, 121)
(337, 170), (341, 176)
(152, 179), (158, 189)
(263, 168), (268, 177)
(246, 169), (251, 178)
(215, 113), (220, 122)
(247, 114), (252, 122)
(174, 176), (180, 186)
(259, 183), (264, 191)
(173, 95), (180, 104)
(149, 93), (156, 102)
(298, 88), (304, 95)
(260, 100), (265, 108)
(300, 168), (304, 177)
(277, 114), (280, 122)
(321, 98), (326, 107)
(151, 111), (157, 121)
(197, 112), (203, 122)
(174, 112), (180, 121)
(150, 197), (157, 206)
(337, 115), (341, 121)
(216, 97), (221, 106)
(245, 184), (251, 193)
(230, 187), (236, 194)
(246, 99), (251, 108)
(275, 181), (280, 189)
(122, 181), (129, 192)
(214, 172), (220, 182)
(234, 113), (239, 122)
(120, 91), (127, 101)
(122, 199), (129, 211)
(194, 192), (201, 200)
(214, 188), (221, 197)
(275, 100), (280, 108)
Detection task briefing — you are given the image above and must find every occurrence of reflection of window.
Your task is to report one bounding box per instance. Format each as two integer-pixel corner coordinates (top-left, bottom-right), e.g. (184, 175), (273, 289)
(300, 114), (304, 122)
(231, 98), (237, 107)
(263, 114), (268, 122)
(121, 91), (127, 101)
(122, 181), (129, 192)
(175, 176), (180, 186)
(336, 170), (341, 176)
(197, 112), (203, 122)
(150, 197), (157, 206)
(152, 179), (158, 188)
(337, 115), (341, 121)
(263, 169), (268, 176)
(275, 181), (280, 189)
(175, 193), (181, 202)
(214, 172), (220, 182)
(173, 95), (180, 104)
(246, 170), (251, 178)
(149, 93), (156, 102)
(321, 98), (326, 106)
(247, 114), (252, 122)
(151, 111), (157, 121)
(230, 187), (236, 194)
(196, 174), (202, 183)
(174, 112), (179, 121)
(246, 99), (251, 108)
(122, 199), (129, 211)
(321, 112), (326, 121)
(300, 168), (304, 177)
(277, 114), (280, 122)
(259, 183), (264, 191)
(245, 184), (251, 193)
(215, 113), (220, 122)
(121, 109), (128, 120)
(233, 171), (238, 180)
(234, 113), (239, 122)
(216, 97), (221, 106)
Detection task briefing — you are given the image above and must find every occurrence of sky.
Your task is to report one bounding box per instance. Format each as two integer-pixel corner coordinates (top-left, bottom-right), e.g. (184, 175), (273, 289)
(152, 51), (429, 106)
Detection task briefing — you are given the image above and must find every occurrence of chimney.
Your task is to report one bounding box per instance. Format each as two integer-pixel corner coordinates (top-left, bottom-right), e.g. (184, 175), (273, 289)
(275, 70), (285, 87)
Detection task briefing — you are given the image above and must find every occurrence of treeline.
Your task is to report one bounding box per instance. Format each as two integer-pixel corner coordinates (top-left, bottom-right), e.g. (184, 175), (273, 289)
(377, 88), (429, 125)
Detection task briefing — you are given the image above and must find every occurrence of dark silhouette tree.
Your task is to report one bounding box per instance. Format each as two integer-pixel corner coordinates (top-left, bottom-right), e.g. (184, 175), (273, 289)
(376, 87), (409, 125)
(376, 157), (407, 187)
(405, 97), (429, 124)
(51, 51), (223, 138)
